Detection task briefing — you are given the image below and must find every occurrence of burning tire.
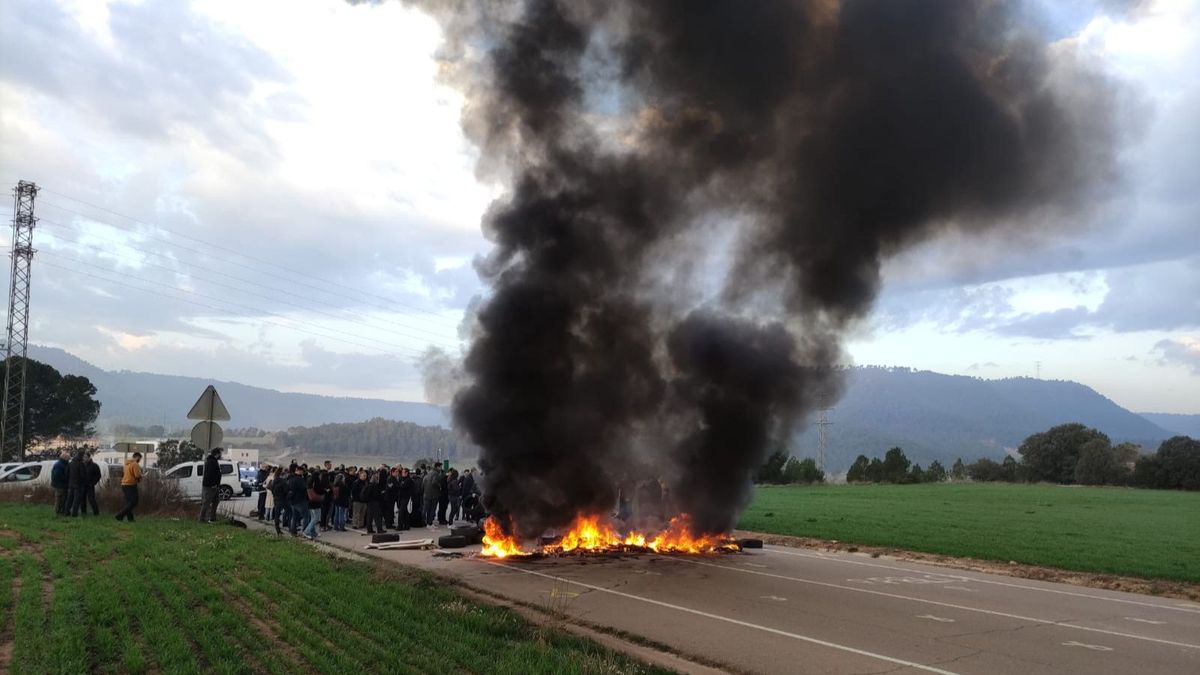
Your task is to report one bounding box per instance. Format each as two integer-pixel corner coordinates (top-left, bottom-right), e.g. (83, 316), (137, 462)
(451, 525), (483, 543)
(737, 538), (763, 549)
(438, 534), (469, 549)
(371, 533), (401, 544)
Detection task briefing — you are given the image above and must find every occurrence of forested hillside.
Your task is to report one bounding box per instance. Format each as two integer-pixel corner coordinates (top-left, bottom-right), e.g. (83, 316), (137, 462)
(277, 417), (478, 460)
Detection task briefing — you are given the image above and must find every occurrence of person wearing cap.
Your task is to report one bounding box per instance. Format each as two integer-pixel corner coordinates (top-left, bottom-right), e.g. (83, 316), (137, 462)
(199, 447), (223, 523)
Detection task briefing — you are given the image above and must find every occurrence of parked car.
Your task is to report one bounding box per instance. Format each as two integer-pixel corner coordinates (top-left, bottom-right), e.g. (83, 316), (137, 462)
(160, 459), (243, 500)
(0, 462), (25, 479)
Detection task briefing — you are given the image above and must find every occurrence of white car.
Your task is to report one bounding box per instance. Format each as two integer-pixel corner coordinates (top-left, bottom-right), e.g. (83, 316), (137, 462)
(161, 459), (243, 500)
(0, 462), (24, 479)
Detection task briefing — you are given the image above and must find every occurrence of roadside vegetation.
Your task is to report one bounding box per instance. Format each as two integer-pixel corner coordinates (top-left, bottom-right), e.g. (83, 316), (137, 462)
(0, 505), (668, 675)
(738, 482), (1200, 581)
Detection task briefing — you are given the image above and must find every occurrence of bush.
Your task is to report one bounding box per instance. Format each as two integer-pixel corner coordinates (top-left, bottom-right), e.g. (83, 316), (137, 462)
(0, 474), (191, 516)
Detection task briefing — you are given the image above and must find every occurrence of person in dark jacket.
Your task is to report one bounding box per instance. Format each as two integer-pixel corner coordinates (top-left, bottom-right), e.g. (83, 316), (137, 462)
(199, 448), (223, 523)
(446, 469), (463, 524)
(51, 451), (70, 516)
(351, 470), (369, 530)
(320, 463), (334, 530)
(421, 467), (442, 529)
(364, 470), (386, 534)
(271, 467), (290, 535)
(66, 451), (85, 517)
(82, 453), (102, 515)
(437, 467), (450, 525)
(383, 467), (399, 529)
(461, 469), (478, 511)
(411, 468), (426, 527)
(255, 465), (270, 520)
(286, 466), (308, 537)
(395, 467), (414, 531)
(331, 473), (350, 531)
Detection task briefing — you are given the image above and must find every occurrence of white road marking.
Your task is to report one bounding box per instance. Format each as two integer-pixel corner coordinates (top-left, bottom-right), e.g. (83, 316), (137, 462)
(943, 586), (976, 592)
(676, 558), (1200, 651)
(741, 562), (769, 568)
(918, 615), (956, 623)
(488, 562), (965, 675)
(761, 595), (788, 602)
(1062, 641), (1113, 652)
(764, 546), (1200, 615)
(1124, 617), (1167, 625)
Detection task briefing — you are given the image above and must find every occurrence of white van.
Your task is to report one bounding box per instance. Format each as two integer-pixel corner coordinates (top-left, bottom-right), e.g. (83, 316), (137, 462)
(0, 461), (56, 486)
(161, 459), (242, 500)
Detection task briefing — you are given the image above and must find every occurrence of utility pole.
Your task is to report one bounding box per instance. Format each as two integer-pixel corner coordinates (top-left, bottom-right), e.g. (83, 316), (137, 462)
(2, 181), (39, 462)
(1035, 360), (1041, 379)
(816, 388), (834, 473)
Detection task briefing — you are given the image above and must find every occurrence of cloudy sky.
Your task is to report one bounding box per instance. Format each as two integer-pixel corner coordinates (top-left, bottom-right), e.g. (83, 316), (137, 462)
(0, 0), (1196, 414)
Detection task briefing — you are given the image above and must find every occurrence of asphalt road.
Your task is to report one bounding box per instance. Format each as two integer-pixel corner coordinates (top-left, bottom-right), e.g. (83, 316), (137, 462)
(227, 500), (1200, 674)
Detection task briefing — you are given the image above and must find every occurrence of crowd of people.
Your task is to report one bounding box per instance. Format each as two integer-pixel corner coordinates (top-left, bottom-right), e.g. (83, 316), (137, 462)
(49, 449), (105, 517)
(254, 460), (483, 540)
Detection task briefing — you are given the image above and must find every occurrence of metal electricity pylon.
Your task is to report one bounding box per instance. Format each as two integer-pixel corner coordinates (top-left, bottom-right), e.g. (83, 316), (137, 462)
(2, 181), (39, 462)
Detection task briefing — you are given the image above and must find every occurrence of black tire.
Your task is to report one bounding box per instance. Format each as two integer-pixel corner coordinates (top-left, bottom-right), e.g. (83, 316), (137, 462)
(371, 533), (400, 544)
(218, 485), (234, 501)
(438, 534), (468, 549)
(737, 538), (763, 549)
(451, 525), (480, 538)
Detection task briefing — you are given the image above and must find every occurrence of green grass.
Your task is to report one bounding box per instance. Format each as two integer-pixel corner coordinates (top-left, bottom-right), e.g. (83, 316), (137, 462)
(0, 505), (670, 675)
(737, 483), (1200, 582)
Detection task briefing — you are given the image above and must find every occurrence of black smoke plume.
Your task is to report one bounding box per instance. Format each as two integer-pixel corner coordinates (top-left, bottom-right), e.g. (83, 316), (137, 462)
(390, 0), (1119, 538)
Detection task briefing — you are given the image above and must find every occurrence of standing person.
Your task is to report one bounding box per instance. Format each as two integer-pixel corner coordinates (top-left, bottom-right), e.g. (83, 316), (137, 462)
(365, 470), (386, 534)
(331, 473), (349, 531)
(395, 467), (414, 531)
(286, 466), (308, 537)
(383, 467), (399, 529)
(51, 451), (70, 516)
(66, 451), (85, 517)
(83, 453), (102, 516)
(421, 466), (442, 530)
(198, 448), (223, 523)
(460, 469), (477, 512)
(412, 468), (425, 527)
(351, 470), (369, 530)
(114, 453), (143, 522)
(446, 469), (463, 524)
(271, 468), (289, 535)
(436, 466), (450, 526)
(255, 464), (270, 520)
(320, 466), (334, 531)
(303, 470), (322, 540)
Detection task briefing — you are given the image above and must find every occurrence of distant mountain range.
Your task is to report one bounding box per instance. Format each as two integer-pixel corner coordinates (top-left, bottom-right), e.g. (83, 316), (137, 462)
(30, 345), (1192, 471)
(29, 345), (449, 432)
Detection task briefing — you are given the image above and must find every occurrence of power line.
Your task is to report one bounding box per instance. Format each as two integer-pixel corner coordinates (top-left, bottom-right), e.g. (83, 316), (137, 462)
(37, 191), (459, 321)
(36, 218), (460, 347)
(37, 257), (434, 361)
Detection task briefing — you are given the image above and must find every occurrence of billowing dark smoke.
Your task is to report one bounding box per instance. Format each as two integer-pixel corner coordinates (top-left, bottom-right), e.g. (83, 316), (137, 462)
(391, 0), (1118, 538)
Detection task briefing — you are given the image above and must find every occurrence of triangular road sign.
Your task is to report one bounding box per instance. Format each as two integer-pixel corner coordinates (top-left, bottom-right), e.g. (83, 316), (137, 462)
(187, 385), (231, 421)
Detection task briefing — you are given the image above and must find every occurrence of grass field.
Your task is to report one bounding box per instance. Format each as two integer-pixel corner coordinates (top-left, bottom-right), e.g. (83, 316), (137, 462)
(0, 505), (667, 675)
(737, 483), (1200, 582)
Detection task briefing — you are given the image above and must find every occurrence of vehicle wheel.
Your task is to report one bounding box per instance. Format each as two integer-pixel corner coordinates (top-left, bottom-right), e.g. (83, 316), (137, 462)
(737, 538), (763, 549)
(451, 525), (480, 538)
(438, 534), (468, 549)
(218, 485), (234, 501)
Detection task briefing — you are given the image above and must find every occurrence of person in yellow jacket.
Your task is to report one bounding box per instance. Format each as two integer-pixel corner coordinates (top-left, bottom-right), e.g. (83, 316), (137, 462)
(115, 452), (143, 522)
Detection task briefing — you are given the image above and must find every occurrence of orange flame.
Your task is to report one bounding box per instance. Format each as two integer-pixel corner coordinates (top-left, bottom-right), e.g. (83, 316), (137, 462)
(556, 514), (623, 552)
(480, 516), (529, 558)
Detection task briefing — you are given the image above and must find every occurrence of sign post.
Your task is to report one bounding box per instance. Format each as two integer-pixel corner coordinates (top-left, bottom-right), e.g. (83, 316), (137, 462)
(187, 385), (230, 452)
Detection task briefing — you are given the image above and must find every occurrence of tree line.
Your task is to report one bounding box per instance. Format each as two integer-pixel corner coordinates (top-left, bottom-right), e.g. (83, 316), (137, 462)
(755, 450), (826, 484)
(843, 423), (1199, 490)
(277, 417), (479, 459)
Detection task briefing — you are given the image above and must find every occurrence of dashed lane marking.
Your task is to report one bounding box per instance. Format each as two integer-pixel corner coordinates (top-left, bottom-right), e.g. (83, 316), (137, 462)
(1124, 617), (1167, 625)
(918, 615), (956, 623)
(764, 547), (1200, 615)
(943, 586), (975, 592)
(761, 595), (788, 602)
(676, 558), (1200, 651)
(1062, 641), (1113, 652)
(488, 562), (965, 675)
